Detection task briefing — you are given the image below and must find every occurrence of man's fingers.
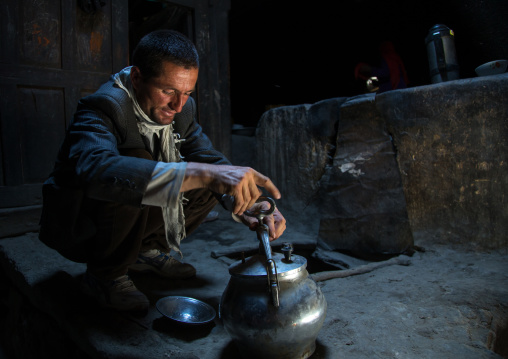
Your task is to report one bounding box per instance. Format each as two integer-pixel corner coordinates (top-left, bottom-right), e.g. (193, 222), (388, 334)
(232, 170), (263, 215)
(266, 209), (286, 241)
(266, 217), (276, 240)
(240, 183), (251, 214)
(253, 173), (281, 200)
(233, 185), (255, 215)
(247, 178), (261, 210)
(209, 166), (279, 215)
(239, 206), (286, 241)
(233, 189), (244, 215)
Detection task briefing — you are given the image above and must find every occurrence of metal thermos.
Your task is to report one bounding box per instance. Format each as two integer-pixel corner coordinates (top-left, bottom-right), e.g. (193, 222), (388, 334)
(425, 24), (459, 83)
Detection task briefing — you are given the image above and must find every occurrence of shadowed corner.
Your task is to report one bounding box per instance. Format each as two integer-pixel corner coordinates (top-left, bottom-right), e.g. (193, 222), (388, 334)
(152, 315), (215, 341)
(218, 340), (240, 359)
(129, 270), (214, 290)
(218, 338), (329, 359)
(311, 339), (330, 358)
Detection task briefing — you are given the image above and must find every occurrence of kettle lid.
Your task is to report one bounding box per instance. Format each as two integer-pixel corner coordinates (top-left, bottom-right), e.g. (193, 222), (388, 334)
(228, 252), (307, 278)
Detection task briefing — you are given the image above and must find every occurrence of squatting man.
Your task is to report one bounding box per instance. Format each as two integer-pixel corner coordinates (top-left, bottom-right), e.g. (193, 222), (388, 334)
(39, 30), (286, 311)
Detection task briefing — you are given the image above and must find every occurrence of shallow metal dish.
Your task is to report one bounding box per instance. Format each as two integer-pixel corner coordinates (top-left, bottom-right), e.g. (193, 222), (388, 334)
(156, 296), (216, 325)
(475, 59), (508, 76)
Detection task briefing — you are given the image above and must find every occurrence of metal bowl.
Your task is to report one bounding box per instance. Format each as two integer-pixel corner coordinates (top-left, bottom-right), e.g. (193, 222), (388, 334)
(156, 296), (216, 325)
(475, 60), (508, 77)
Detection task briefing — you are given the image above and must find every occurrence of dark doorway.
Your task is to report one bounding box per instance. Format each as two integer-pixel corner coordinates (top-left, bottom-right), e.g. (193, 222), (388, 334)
(128, 1), (194, 62)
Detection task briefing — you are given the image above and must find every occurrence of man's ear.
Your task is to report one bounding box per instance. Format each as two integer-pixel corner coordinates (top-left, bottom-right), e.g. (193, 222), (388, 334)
(130, 66), (141, 90)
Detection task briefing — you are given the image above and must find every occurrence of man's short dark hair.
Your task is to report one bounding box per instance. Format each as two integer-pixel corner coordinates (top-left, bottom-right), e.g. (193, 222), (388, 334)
(132, 30), (199, 79)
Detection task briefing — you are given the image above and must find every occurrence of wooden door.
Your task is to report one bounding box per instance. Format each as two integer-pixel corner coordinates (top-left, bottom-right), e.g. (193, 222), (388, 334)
(0, 0), (128, 236)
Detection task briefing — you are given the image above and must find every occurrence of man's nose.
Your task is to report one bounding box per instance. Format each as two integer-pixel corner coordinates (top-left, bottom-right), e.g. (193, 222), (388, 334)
(170, 93), (186, 113)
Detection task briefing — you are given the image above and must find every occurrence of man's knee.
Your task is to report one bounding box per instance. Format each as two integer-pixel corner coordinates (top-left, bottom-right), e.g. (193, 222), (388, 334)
(183, 189), (218, 234)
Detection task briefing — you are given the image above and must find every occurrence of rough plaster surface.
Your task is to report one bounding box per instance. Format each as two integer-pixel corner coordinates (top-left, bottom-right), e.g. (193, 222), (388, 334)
(377, 73), (508, 249)
(257, 73), (508, 251)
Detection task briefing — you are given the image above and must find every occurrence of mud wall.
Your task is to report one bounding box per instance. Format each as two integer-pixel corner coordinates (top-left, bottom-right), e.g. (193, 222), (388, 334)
(256, 73), (508, 252)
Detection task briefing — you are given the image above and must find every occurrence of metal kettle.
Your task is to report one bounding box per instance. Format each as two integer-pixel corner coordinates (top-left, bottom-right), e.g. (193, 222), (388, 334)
(219, 197), (327, 359)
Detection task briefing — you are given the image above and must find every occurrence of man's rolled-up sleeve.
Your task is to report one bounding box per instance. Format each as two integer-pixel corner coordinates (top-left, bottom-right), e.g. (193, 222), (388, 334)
(142, 161), (188, 208)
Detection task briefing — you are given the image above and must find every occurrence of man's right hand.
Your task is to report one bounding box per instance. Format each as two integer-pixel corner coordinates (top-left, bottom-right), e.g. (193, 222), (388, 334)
(181, 163), (281, 215)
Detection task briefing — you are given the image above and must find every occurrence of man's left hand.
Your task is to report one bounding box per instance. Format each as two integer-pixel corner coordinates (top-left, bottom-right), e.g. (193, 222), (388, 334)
(238, 202), (286, 241)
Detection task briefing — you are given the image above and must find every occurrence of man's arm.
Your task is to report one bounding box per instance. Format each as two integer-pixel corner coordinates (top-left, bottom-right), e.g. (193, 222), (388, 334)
(57, 91), (158, 207)
(181, 162), (280, 216)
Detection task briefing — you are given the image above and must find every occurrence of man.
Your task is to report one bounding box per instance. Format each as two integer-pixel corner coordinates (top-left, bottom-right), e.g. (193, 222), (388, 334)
(39, 30), (286, 312)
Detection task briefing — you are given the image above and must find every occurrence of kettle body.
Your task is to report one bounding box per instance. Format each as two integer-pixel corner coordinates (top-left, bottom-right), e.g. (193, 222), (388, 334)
(425, 24), (459, 83)
(220, 251), (327, 359)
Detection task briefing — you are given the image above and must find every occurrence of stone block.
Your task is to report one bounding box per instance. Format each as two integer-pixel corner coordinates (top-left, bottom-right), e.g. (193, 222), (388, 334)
(377, 73), (508, 249)
(256, 73), (508, 252)
(317, 94), (413, 255)
(256, 98), (345, 213)
(257, 95), (413, 255)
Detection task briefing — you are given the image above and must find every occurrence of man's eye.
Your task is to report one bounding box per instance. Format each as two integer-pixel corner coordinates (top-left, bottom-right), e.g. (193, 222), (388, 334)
(163, 90), (175, 95)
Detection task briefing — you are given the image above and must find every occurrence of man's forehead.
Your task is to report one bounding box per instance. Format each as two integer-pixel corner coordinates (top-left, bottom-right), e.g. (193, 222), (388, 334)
(149, 63), (198, 89)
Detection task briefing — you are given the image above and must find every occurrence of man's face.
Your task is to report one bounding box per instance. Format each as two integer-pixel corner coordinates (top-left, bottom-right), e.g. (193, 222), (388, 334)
(130, 61), (198, 125)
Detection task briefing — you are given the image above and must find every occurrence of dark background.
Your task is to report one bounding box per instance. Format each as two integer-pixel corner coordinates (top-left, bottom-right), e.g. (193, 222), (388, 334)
(229, 0), (508, 127)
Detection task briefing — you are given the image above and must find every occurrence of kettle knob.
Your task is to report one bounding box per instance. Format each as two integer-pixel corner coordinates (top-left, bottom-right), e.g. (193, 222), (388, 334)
(281, 242), (293, 262)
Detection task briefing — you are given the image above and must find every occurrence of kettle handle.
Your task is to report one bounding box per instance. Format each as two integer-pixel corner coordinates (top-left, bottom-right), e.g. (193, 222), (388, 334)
(256, 223), (280, 308)
(243, 196), (276, 220)
(247, 197), (280, 308)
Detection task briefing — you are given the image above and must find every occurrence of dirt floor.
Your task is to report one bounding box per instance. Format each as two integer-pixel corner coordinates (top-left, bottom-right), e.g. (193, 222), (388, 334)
(1, 134), (507, 358)
(1, 203), (508, 359)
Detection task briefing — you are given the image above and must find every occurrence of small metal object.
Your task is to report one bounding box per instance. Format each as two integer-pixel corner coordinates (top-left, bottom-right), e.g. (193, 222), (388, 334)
(366, 76), (379, 92)
(281, 242), (293, 262)
(156, 296), (216, 325)
(243, 196), (276, 220)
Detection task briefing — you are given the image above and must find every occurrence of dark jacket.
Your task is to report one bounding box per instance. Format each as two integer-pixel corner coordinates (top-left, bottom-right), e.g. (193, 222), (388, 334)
(39, 75), (230, 254)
